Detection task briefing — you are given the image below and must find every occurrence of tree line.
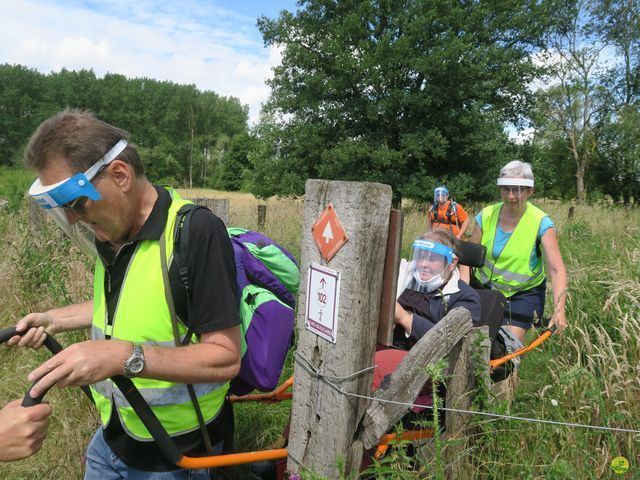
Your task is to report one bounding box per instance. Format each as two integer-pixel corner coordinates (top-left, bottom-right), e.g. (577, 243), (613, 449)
(2, 0), (638, 205)
(0, 65), (248, 188)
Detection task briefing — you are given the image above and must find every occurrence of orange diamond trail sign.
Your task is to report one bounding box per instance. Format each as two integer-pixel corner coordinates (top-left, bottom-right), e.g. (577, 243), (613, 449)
(311, 204), (348, 262)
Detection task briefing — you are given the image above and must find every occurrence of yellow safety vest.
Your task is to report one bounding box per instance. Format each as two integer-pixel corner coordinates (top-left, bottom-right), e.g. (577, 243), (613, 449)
(90, 189), (228, 441)
(474, 202), (546, 298)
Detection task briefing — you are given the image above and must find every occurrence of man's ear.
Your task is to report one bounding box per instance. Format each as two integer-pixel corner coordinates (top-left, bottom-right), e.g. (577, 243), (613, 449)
(107, 159), (133, 191)
(450, 256), (459, 270)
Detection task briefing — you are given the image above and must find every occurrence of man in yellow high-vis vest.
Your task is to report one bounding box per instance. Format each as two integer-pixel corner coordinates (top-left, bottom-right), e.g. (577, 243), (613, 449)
(10, 109), (241, 479)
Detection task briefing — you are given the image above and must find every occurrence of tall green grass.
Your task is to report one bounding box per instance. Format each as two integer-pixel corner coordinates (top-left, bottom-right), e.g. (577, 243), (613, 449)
(0, 194), (638, 479)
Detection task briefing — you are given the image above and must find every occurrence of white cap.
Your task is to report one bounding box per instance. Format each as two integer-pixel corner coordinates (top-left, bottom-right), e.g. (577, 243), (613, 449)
(497, 177), (534, 187)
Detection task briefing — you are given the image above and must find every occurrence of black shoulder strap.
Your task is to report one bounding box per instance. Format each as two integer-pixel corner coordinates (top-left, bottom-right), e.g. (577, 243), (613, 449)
(169, 203), (208, 331)
(163, 202), (215, 455)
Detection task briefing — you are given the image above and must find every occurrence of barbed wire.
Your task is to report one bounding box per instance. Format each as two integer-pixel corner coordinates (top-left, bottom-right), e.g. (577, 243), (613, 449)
(294, 351), (640, 435)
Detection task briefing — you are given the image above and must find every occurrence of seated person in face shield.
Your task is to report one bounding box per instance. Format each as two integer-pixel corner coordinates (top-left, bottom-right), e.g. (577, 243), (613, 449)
(371, 230), (481, 425)
(393, 230), (481, 346)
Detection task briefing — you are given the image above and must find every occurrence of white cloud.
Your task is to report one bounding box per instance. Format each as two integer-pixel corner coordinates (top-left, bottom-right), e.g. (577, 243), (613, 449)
(0, 0), (285, 124)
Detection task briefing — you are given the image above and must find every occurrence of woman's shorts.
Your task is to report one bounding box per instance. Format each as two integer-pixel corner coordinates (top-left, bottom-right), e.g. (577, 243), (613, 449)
(501, 283), (546, 330)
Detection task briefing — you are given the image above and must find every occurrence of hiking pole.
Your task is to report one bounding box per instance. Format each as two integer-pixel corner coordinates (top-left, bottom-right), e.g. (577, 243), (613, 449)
(0, 326), (94, 404)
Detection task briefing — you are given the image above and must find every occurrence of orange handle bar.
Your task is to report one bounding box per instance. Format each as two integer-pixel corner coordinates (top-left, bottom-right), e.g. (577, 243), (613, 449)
(490, 329), (554, 369)
(373, 429), (433, 459)
(228, 376), (294, 403)
(176, 448), (288, 469)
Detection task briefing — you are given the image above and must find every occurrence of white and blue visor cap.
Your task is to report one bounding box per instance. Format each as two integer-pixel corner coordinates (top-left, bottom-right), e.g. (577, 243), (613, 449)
(28, 140), (128, 209)
(411, 239), (454, 269)
(434, 186), (449, 202)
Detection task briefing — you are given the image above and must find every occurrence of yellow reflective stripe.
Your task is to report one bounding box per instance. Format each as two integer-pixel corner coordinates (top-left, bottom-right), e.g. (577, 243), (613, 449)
(92, 378), (225, 407)
(484, 258), (538, 283)
(118, 384), (228, 440)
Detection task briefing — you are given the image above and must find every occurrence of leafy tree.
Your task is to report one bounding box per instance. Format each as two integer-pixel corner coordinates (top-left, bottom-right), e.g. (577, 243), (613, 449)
(0, 65), (249, 187)
(0, 64), (46, 165)
(251, 0), (555, 203)
(532, 0), (610, 202)
(595, 105), (640, 203)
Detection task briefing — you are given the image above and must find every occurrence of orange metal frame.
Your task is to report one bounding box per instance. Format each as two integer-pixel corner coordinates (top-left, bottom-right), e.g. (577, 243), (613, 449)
(205, 328), (555, 468)
(490, 329), (554, 369)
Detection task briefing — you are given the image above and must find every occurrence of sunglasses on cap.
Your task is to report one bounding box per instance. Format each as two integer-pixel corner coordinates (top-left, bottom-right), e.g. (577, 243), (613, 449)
(28, 140), (128, 211)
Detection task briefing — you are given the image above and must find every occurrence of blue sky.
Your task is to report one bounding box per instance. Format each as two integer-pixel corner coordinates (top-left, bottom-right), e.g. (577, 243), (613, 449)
(0, 0), (299, 123)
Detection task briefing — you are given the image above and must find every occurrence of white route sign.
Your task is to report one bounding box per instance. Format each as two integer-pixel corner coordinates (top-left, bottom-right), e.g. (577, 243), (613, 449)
(305, 263), (341, 343)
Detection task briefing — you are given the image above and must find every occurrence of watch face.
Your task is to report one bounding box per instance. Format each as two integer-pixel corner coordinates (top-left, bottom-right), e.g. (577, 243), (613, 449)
(128, 358), (145, 374)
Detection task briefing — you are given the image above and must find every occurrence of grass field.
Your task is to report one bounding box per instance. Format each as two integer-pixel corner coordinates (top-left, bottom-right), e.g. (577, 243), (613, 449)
(0, 177), (638, 479)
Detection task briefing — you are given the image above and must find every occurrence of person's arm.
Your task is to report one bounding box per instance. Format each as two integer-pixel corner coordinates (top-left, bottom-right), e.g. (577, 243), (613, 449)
(0, 400), (52, 462)
(540, 228), (568, 333)
(26, 327), (242, 397)
(455, 205), (470, 239)
(457, 218), (470, 239)
(395, 302), (437, 341)
(460, 223), (483, 283)
(8, 301), (93, 349)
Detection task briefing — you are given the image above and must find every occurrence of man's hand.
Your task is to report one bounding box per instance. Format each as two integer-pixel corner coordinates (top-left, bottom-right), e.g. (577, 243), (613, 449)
(7, 302), (94, 349)
(0, 400), (52, 461)
(7, 312), (55, 349)
(27, 340), (130, 398)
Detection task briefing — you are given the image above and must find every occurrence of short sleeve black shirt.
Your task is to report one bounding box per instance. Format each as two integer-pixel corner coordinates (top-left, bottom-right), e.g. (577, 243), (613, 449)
(95, 186), (239, 471)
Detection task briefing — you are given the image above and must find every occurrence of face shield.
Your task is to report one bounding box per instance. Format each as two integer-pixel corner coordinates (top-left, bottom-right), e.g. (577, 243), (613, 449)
(402, 239), (454, 293)
(497, 177), (533, 209)
(434, 186), (449, 203)
(27, 139), (128, 256)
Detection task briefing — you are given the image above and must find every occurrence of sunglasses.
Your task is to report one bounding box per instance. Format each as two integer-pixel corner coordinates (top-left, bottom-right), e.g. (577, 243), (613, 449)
(61, 167), (106, 214)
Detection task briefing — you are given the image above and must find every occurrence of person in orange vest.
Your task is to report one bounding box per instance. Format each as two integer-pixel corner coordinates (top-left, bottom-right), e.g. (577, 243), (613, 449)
(427, 186), (470, 239)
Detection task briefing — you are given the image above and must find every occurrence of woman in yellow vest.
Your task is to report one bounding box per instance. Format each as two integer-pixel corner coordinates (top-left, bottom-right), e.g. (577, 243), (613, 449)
(466, 161), (568, 343)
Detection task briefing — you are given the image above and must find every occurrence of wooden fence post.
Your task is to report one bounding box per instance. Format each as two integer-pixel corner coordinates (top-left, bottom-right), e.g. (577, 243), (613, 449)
(377, 209), (404, 346)
(257, 204), (267, 231)
(186, 197), (230, 225)
(287, 179), (392, 479)
(444, 326), (490, 479)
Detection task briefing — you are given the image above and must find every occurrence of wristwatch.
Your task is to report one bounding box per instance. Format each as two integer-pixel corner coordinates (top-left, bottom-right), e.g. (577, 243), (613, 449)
(124, 343), (145, 378)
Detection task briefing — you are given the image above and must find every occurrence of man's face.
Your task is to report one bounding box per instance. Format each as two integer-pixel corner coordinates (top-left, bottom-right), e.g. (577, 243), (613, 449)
(38, 156), (125, 244)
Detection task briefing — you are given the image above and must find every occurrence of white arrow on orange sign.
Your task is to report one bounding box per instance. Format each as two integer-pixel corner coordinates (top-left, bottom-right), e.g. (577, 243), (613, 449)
(322, 221), (334, 244)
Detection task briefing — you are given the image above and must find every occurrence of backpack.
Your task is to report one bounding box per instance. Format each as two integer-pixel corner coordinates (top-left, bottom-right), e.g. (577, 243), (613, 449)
(429, 200), (460, 230)
(169, 204), (299, 396)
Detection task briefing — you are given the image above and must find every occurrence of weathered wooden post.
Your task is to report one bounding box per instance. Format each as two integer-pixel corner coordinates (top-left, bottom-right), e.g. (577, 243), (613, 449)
(186, 197), (230, 225)
(287, 179), (392, 478)
(257, 204), (267, 231)
(444, 326), (490, 479)
(377, 209), (404, 346)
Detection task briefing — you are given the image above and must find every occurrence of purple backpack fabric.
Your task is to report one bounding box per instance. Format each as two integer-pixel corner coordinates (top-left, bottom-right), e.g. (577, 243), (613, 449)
(226, 230), (299, 395)
(171, 209), (299, 396)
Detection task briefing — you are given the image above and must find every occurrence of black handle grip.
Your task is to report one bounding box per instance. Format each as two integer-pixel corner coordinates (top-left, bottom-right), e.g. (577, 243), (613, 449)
(0, 326), (63, 354)
(1, 325), (95, 405)
(0, 326), (19, 344)
(22, 378), (48, 407)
